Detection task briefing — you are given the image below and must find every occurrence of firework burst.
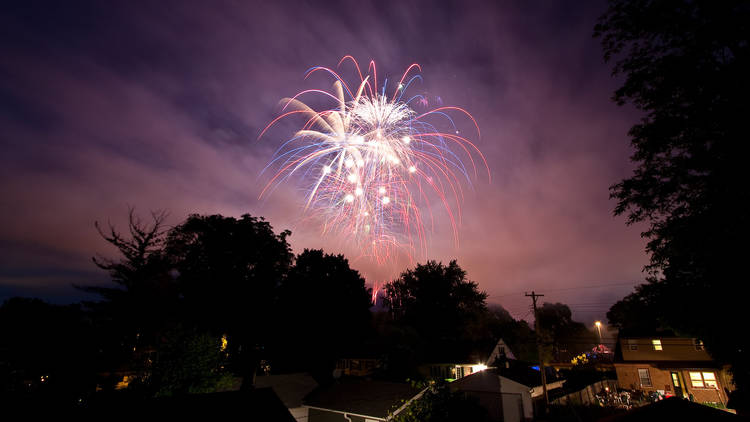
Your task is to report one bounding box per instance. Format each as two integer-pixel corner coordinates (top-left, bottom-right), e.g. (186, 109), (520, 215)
(260, 56), (489, 265)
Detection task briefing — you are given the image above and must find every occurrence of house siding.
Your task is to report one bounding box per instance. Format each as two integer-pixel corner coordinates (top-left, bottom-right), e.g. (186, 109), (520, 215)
(614, 364), (728, 405)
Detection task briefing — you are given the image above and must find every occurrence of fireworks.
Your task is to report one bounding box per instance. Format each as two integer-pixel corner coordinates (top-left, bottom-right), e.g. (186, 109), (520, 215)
(260, 56), (489, 265)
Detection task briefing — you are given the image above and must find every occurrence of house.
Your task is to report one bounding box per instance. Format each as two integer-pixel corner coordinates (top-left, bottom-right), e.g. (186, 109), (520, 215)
(418, 339), (518, 381)
(418, 362), (489, 381)
(334, 358), (383, 377)
(254, 372), (318, 422)
(487, 338), (517, 365)
(614, 336), (733, 406)
(303, 378), (423, 422)
(598, 396), (740, 421)
(449, 369), (533, 422)
(449, 367), (565, 422)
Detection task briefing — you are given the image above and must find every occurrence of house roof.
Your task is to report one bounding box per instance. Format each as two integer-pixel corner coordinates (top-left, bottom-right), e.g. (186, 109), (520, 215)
(254, 372), (318, 408)
(617, 337), (714, 363)
(614, 361), (722, 370)
(495, 363), (547, 388)
(2, 388), (297, 421)
(304, 378), (421, 418)
(450, 369), (531, 394)
(597, 397), (740, 422)
(488, 338), (517, 362)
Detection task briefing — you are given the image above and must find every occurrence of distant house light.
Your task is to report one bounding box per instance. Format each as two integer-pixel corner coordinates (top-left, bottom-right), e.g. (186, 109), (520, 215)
(471, 364), (488, 373)
(652, 339), (663, 351)
(221, 334), (228, 352)
(695, 339), (705, 351)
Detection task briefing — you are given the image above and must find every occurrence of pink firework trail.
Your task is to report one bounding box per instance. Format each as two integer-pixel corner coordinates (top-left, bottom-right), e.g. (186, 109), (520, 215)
(260, 57), (489, 298)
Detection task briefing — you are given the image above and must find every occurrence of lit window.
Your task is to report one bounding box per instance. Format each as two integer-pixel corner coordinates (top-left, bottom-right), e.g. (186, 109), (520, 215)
(671, 373), (680, 387)
(638, 368), (652, 387)
(689, 371), (718, 388)
(630, 344), (638, 351)
(652, 339), (663, 351)
(690, 372), (703, 387)
(702, 372), (718, 388)
(695, 339), (705, 351)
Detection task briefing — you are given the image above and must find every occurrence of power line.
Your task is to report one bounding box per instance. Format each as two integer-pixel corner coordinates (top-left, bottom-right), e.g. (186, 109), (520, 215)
(495, 282), (638, 298)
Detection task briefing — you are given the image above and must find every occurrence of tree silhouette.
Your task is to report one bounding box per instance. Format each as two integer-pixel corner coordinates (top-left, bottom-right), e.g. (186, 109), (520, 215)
(536, 303), (597, 362)
(383, 260), (487, 363)
(80, 208), (176, 366)
(162, 214), (293, 382)
(596, 0), (750, 395)
(274, 249), (372, 379)
(84, 211), (294, 391)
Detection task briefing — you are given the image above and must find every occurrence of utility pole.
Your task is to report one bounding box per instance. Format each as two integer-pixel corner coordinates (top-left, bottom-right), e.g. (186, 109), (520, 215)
(526, 291), (548, 411)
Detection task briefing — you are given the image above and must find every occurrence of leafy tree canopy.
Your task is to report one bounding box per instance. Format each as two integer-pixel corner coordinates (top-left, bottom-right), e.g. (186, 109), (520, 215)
(383, 260), (488, 362)
(596, 0), (750, 392)
(163, 213), (293, 340)
(390, 382), (490, 422)
(274, 249), (372, 377)
(537, 303), (597, 362)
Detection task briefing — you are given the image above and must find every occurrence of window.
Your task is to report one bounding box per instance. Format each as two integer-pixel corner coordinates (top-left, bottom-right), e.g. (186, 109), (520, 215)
(695, 339), (705, 351)
(652, 339), (663, 351)
(703, 372), (718, 388)
(638, 368), (652, 387)
(689, 371), (718, 388)
(630, 344), (638, 350)
(671, 372), (681, 387)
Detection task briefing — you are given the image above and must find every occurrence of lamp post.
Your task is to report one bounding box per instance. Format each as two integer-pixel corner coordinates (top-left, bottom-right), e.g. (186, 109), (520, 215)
(595, 321), (602, 343)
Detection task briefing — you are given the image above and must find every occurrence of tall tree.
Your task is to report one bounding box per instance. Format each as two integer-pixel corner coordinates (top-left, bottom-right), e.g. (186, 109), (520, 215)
(536, 303), (597, 362)
(86, 211), (294, 389)
(605, 281), (668, 335)
(274, 249), (372, 379)
(486, 305), (538, 363)
(82, 209), (175, 358)
(383, 260), (488, 363)
(596, 0), (750, 393)
(162, 214), (293, 379)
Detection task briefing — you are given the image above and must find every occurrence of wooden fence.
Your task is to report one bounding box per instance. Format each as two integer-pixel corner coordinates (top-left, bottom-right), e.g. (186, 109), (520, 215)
(551, 379), (619, 406)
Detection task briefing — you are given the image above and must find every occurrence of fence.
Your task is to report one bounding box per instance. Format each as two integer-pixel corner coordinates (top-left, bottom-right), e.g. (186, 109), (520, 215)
(551, 379), (619, 406)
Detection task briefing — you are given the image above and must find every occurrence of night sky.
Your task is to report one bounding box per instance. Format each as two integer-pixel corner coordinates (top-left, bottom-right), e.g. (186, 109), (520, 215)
(0, 0), (647, 324)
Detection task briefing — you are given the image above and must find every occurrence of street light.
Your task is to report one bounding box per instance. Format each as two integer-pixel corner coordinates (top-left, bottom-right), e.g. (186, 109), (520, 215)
(595, 321), (602, 343)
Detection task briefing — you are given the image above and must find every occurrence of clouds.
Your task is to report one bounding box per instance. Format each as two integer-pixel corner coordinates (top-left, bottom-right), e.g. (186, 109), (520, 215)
(0, 0), (646, 321)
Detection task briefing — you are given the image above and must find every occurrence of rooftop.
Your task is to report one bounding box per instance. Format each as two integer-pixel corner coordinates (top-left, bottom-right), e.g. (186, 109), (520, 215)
(304, 378), (422, 418)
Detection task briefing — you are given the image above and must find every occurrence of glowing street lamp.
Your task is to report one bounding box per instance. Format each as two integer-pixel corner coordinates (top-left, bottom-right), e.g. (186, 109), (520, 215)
(595, 321), (602, 343)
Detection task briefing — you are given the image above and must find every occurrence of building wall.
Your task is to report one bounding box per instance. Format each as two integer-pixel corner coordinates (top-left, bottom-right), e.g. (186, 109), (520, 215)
(335, 358), (382, 377)
(419, 363), (477, 380)
(500, 393), (525, 422)
(615, 364), (728, 404)
(462, 391), (503, 421)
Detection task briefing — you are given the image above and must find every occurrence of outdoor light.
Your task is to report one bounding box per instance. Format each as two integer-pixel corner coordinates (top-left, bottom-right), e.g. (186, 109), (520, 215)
(471, 363), (488, 373)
